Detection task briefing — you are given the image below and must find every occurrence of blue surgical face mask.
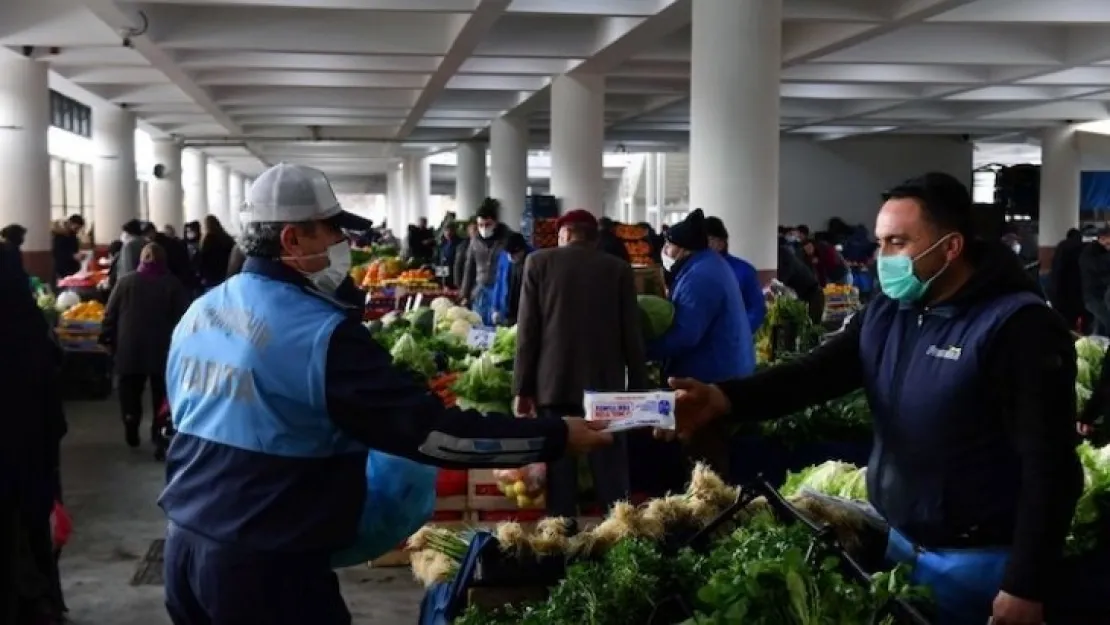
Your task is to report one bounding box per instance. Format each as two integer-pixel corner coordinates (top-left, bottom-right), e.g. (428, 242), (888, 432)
(876, 233), (954, 303)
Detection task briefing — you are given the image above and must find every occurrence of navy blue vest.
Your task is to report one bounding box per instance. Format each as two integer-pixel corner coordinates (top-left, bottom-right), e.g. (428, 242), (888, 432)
(858, 291), (1043, 546)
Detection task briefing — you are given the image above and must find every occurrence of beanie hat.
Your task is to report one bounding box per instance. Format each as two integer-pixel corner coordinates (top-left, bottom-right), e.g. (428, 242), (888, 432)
(666, 209), (709, 251)
(704, 215), (728, 240)
(476, 198), (500, 221)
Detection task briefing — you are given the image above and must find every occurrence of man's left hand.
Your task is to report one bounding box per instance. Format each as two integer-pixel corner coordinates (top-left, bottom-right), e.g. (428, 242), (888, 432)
(991, 591), (1043, 625)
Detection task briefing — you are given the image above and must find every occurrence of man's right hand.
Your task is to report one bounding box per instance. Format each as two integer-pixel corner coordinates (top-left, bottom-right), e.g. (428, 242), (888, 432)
(513, 395), (535, 418)
(654, 377), (731, 442)
(562, 417), (613, 454)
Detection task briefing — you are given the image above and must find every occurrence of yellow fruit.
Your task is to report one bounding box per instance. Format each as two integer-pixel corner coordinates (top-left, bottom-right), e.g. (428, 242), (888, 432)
(516, 495), (532, 508)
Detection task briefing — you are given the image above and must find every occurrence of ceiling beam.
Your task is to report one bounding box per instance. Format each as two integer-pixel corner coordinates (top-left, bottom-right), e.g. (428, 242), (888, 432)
(794, 25), (1110, 132)
(80, 0), (269, 170)
(394, 0), (511, 143)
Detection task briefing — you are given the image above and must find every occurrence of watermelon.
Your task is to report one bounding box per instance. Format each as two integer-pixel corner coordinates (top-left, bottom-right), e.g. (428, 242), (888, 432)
(638, 294), (674, 341)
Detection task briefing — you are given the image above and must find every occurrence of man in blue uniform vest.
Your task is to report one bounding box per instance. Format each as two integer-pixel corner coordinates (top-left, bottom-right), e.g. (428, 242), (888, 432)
(159, 163), (613, 625)
(657, 173), (1083, 625)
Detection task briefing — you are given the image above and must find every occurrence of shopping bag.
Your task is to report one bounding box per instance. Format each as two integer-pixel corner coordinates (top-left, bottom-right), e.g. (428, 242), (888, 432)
(50, 501), (72, 549)
(331, 450), (437, 568)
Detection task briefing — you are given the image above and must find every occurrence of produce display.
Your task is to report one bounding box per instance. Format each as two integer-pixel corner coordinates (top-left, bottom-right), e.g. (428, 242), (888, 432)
(1075, 336), (1107, 418)
(755, 296), (823, 364)
(409, 465), (926, 625)
(612, 223), (655, 266)
(493, 465), (547, 510)
(531, 218), (559, 249)
(784, 444), (1110, 556)
(61, 299), (105, 323)
(822, 283), (861, 325)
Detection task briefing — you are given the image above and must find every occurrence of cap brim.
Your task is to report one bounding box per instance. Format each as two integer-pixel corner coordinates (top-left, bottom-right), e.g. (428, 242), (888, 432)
(323, 210), (373, 233)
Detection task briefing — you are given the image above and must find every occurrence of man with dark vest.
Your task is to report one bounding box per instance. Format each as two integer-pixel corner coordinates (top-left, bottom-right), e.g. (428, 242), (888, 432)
(657, 173), (1083, 625)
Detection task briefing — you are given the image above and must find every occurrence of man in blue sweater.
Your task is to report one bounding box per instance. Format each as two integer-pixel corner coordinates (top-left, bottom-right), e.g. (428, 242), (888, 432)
(704, 216), (766, 335)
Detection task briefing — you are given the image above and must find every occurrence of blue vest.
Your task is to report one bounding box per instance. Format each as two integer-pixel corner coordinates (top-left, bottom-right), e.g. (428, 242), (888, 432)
(858, 291), (1042, 545)
(159, 272), (368, 553)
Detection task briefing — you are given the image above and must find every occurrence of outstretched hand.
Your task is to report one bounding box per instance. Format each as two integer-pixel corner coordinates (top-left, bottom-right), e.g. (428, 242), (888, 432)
(563, 417), (613, 454)
(654, 377), (731, 442)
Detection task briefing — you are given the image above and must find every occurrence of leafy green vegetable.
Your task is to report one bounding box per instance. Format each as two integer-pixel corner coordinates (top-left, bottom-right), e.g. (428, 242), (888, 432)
(452, 352), (513, 409)
(388, 332), (436, 379)
(489, 325), (517, 361)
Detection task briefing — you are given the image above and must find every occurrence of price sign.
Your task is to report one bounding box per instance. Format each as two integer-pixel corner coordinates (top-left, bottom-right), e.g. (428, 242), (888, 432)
(434, 265), (451, 278)
(466, 326), (497, 350)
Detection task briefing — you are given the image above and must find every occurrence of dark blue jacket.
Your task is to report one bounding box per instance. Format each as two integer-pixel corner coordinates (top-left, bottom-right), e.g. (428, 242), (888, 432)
(648, 249), (754, 382)
(716, 242), (1083, 601)
(721, 253), (766, 335)
(159, 258), (568, 553)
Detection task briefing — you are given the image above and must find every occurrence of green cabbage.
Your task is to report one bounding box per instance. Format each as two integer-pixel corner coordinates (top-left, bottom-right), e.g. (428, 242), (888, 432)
(388, 332), (436, 379)
(451, 352), (512, 409)
(638, 295), (675, 341)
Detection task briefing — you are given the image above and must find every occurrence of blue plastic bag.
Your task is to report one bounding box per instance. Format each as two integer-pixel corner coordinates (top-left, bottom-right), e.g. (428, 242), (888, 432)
(331, 450), (437, 568)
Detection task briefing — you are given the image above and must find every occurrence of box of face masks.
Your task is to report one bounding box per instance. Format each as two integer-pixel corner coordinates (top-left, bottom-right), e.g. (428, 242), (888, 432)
(583, 391), (676, 432)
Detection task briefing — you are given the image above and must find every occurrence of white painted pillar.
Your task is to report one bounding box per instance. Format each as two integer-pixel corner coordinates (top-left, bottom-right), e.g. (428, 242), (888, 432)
(1039, 124), (1080, 252)
(690, 0), (782, 277)
(228, 171), (243, 235)
(387, 164), (405, 234)
(209, 163), (231, 227)
(403, 155), (430, 223)
(92, 105), (137, 245)
(0, 57), (50, 256)
(489, 114), (528, 230)
(150, 138), (183, 231)
(183, 149), (208, 224)
(455, 141), (486, 220)
(550, 73), (605, 217)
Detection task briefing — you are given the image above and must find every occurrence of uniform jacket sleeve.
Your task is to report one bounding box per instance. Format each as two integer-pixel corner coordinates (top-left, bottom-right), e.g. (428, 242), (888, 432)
(325, 319), (567, 468)
(647, 261), (720, 360)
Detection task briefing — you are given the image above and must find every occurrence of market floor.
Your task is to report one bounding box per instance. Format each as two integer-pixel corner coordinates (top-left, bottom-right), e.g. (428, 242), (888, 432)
(58, 395), (425, 625)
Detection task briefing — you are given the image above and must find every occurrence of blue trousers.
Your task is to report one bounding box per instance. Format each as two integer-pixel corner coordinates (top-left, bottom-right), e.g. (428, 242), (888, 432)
(164, 523), (351, 625)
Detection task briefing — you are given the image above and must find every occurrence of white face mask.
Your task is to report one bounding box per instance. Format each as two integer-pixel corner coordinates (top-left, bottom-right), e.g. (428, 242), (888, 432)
(661, 252), (676, 272)
(478, 226), (495, 238)
(286, 240), (351, 294)
(1011, 242), (1022, 255)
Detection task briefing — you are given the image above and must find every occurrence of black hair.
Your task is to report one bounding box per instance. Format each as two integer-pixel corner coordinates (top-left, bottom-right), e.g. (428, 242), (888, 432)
(796, 224), (810, 236)
(141, 221), (157, 235)
(505, 232), (528, 253)
(882, 172), (973, 238)
(67, 214), (85, 227)
(122, 219), (143, 237)
(1067, 228), (1081, 239)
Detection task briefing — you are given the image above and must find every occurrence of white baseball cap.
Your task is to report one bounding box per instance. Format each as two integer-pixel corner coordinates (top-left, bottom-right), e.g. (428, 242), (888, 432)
(240, 162), (372, 231)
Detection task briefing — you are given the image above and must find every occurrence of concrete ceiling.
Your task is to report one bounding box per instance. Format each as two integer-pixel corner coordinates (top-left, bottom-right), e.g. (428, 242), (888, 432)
(7, 0), (1110, 181)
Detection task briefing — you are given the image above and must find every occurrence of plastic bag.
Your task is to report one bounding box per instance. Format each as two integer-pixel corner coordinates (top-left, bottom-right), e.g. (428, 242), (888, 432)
(50, 501), (72, 550)
(331, 450), (437, 568)
(493, 464), (546, 508)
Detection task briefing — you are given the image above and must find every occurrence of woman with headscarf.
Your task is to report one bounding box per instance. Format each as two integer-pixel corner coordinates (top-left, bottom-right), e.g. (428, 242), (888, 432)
(100, 243), (191, 451)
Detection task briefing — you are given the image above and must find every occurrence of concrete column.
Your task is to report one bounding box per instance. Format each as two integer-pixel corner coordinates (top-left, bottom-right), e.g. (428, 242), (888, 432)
(183, 149), (208, 224)
(150, 138), (183, 231)
(386, 164), (405, 235)
(403, 155), (430, 224)
(228, 172), (243, 235)
(455, 141), (486, 220)
(550, 73), (605, 217)
(209, 163), (231, 227)
(689, 0), (782, 281)
(489, 114), (528, 230)
(0, 57), (50, 277)
(92, 105), (137, 245)
(1039, 124), (1080, 266)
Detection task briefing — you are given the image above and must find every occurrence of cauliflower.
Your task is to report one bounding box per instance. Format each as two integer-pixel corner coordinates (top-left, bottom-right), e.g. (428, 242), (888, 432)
(445, 306), (469, 322)
(430, 296), (454, 313)
(449, 319), (473, 338)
